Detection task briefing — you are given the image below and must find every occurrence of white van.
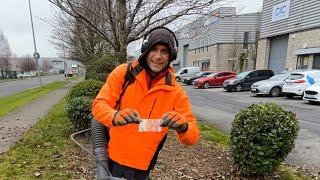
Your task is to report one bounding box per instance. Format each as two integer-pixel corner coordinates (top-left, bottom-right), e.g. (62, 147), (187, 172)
(282, 70), (320, 98)
(175, 67), (201, 82)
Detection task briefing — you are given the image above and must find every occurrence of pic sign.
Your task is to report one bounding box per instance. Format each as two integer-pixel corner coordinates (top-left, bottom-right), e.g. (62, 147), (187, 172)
(272, 0), (290, 22)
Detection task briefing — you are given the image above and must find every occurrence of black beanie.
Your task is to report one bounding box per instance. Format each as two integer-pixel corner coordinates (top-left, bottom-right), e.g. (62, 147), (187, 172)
(138, 28), (176, 71)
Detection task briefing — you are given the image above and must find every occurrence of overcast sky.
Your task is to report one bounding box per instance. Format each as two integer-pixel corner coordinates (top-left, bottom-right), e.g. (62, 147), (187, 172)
(0, 0), (263, 58)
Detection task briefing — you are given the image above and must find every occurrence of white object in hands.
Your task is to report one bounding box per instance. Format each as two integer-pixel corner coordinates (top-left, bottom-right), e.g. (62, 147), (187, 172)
(138, 119), (162, 132)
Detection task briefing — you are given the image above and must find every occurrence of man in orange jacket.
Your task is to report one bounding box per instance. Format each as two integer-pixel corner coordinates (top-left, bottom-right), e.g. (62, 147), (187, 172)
(92, 27), (199, 180)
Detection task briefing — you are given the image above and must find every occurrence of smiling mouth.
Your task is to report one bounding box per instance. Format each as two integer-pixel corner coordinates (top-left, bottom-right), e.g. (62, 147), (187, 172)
(151, 61), (163, 66)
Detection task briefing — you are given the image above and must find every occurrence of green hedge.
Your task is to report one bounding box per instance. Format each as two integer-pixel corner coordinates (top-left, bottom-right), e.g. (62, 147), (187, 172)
(68, 80), (104, 100)
(230, 103), (299, 176)
(66, 80), (104, 132)
(65, 96), (93, 132)
(85, 53), (115, 82)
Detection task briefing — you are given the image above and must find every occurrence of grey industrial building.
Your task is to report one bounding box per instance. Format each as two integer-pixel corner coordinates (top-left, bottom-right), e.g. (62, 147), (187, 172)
(174, 7), (261, 72)
(257, 0), (320, 73)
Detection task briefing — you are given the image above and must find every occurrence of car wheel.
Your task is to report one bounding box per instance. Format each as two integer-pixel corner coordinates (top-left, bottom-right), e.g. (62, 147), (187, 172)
(176, 77), (181, 82)
(235, 84), (242, 92)
(270, 87), (281, 97)
(300, 92), (304, 99)
(285, 94), (294, 99)
(203, 82), (209, 89)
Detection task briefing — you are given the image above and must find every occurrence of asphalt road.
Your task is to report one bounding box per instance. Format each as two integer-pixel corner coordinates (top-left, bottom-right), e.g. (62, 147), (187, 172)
(183, 85), (320, 170)
(0, 75), (65, 98)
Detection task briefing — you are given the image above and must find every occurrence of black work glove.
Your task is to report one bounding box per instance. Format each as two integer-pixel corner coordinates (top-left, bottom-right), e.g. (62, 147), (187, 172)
(160, 111), (188, 134)
(112, 108), (141, 126)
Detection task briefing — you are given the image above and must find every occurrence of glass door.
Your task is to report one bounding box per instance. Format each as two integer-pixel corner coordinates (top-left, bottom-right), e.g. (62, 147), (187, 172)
(313, 54), (320, 69)
(296, 55), (309, 69)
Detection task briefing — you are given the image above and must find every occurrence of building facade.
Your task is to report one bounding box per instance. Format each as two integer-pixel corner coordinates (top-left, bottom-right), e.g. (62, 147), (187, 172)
(175, 7), (261, 72)
(257, 0), (320, 73)
(9, 57), (84, 74)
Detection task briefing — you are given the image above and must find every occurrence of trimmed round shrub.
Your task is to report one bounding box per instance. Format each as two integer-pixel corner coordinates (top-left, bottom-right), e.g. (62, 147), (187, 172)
(66, 96), (93, 132)
(230, 103), (299, 176)
(68, 80), (104, 100)
(85, 53), (115, 82)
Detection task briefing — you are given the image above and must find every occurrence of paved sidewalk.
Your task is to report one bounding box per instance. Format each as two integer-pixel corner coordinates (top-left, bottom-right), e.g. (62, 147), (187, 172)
(0, 82), (72, 154)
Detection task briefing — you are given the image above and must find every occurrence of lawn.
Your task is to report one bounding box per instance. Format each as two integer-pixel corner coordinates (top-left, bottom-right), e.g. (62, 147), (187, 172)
(0, 98), (72, 179)
(0, 81), (66, 118)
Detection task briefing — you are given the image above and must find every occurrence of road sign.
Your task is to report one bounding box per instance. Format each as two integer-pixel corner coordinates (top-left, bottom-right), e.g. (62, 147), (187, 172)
(33, 52), (40, 59)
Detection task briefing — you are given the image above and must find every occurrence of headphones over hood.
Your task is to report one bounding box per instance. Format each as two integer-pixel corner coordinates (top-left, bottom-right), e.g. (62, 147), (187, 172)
(138, 27), (179, 74)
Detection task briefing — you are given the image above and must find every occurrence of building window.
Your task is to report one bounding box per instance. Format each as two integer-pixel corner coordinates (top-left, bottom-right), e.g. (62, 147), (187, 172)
(198, 48), (200, 53)
(313, 54), (320, 69)
(206, 46), (209, 51)
(193, 61), (200, 67)
(202, 47), (204, 52)
(296, 55), (309, 69)
(243, 32), (249, 49)
(201, 60), (210, 71)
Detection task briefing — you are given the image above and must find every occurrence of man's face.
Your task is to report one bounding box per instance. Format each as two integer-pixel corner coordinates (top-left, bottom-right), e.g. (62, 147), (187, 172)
(146, 44), (170, 73)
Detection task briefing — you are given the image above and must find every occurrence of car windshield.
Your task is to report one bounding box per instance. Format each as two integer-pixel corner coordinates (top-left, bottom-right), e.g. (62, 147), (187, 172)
(236, 71), (251, 78)
(207, 73), (217, 77)
(196, 72), (204, 77)
(269, 73), (289, 80)
(287, 73), (304, 80)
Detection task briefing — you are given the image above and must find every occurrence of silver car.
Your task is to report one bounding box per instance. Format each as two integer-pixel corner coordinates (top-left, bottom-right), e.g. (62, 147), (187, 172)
(251, 73), (290, 97)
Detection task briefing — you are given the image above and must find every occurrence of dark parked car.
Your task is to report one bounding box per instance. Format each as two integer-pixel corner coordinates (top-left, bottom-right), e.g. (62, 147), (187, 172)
(183, 71), (215, 85)
(193, 72), (236, 88)
(223, 70), (274, 92)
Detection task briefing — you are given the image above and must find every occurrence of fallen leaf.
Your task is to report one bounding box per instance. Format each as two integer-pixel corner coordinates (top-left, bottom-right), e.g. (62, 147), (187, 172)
(34, 172), (41, 177)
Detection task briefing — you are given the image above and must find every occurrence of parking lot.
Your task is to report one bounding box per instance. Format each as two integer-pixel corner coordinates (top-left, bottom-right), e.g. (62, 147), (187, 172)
(183, 84), (320, 170)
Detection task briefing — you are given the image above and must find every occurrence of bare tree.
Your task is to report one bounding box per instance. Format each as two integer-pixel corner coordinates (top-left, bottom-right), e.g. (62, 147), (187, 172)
(227, 32), (242, 72)
(41, 59), (53, 72)
(18, 55), (37, 72)
(49, 0), (218, 65)
(0, 30), (12, 71)
(50, 9), (112, 65)
(248, 12), (261, 70)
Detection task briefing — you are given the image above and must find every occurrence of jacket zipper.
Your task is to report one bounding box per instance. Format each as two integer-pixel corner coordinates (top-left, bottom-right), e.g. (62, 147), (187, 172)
(148, 98), (157, 118)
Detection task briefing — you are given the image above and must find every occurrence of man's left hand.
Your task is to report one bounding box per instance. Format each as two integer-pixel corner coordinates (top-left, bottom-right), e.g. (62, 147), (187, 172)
(160, 111), (188, 134)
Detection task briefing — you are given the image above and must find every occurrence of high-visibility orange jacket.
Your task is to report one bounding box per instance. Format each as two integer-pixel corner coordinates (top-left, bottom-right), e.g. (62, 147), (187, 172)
(92, 59), (199, 171)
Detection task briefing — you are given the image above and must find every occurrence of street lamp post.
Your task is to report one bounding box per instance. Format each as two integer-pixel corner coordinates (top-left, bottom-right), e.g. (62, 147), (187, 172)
(28, 0), (42, 87)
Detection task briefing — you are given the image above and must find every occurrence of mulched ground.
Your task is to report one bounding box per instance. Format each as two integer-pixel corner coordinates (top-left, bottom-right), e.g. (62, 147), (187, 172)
(66, 131), (319, 180)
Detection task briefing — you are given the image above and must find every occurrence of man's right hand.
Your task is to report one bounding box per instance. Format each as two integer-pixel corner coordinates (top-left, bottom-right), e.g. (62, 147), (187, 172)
(112, 108), (141, 126)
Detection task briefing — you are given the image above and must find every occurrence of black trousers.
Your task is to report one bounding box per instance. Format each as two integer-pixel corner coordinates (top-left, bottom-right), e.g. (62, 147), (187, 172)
(108, 159), (150, 180)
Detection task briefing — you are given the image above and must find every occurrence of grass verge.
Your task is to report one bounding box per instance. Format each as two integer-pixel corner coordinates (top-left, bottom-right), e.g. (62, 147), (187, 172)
(199, 122), (230, 147)
(199, 121), (311, 180)
(0, 81), (66, 118)
(278, 165), (312, 180)
(67, 74), (84, 81)
(0, 98), (72, 179)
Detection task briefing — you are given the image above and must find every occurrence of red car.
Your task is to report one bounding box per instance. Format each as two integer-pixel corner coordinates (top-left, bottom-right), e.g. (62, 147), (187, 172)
(193, 72), (237, 88)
